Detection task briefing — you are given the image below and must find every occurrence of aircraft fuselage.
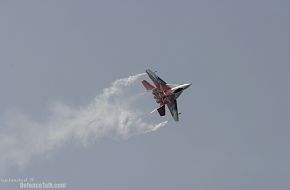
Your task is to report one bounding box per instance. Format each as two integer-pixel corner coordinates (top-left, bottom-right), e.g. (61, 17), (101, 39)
(142, 69), (191, 121)
(152, 83), (191, 105)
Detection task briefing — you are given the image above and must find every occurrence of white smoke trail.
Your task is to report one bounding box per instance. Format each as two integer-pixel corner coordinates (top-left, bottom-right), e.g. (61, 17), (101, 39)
(0, 73), (168, 174)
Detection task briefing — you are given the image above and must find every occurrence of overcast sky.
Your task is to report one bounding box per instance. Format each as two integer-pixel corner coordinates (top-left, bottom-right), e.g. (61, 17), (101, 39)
(1, 1), (290, 190)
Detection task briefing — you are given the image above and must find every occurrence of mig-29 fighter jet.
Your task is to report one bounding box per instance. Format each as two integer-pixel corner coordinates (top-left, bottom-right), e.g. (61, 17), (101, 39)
(142, 69), (191, 121)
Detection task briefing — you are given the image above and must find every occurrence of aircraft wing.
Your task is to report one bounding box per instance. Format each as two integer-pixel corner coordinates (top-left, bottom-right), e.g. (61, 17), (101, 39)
(146, 69), (170, 91)
(166, 96), (179, 121)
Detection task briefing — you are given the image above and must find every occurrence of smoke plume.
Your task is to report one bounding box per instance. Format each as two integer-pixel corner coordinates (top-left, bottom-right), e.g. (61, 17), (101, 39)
(0, 73), (167, 174)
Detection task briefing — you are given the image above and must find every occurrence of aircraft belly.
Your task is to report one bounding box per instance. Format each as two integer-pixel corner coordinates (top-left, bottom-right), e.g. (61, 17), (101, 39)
(144, 69), (190, 122)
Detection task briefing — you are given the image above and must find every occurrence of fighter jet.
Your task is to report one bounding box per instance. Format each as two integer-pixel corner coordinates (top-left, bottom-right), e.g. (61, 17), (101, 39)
(142, 69), (191, 121)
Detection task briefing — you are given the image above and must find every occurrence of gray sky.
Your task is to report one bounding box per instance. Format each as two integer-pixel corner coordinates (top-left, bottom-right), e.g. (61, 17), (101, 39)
(1, 1), (290, 189)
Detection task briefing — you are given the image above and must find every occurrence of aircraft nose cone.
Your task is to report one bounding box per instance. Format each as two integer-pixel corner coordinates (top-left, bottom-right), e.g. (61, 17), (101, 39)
(184, 83), (191, 89)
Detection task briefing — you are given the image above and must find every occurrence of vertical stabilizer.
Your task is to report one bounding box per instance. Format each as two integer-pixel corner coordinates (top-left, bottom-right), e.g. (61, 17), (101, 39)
(142, 80), (155, 90)
(157, 105), (166, 116)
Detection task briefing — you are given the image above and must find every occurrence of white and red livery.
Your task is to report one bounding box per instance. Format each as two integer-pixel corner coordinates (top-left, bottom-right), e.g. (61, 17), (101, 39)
(142, 69), (191, 121)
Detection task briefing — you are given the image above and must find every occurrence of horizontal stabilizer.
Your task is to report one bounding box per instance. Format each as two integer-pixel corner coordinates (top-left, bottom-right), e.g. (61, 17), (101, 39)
(142, 80), (155, 90)
(157, 105), (166, 116)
